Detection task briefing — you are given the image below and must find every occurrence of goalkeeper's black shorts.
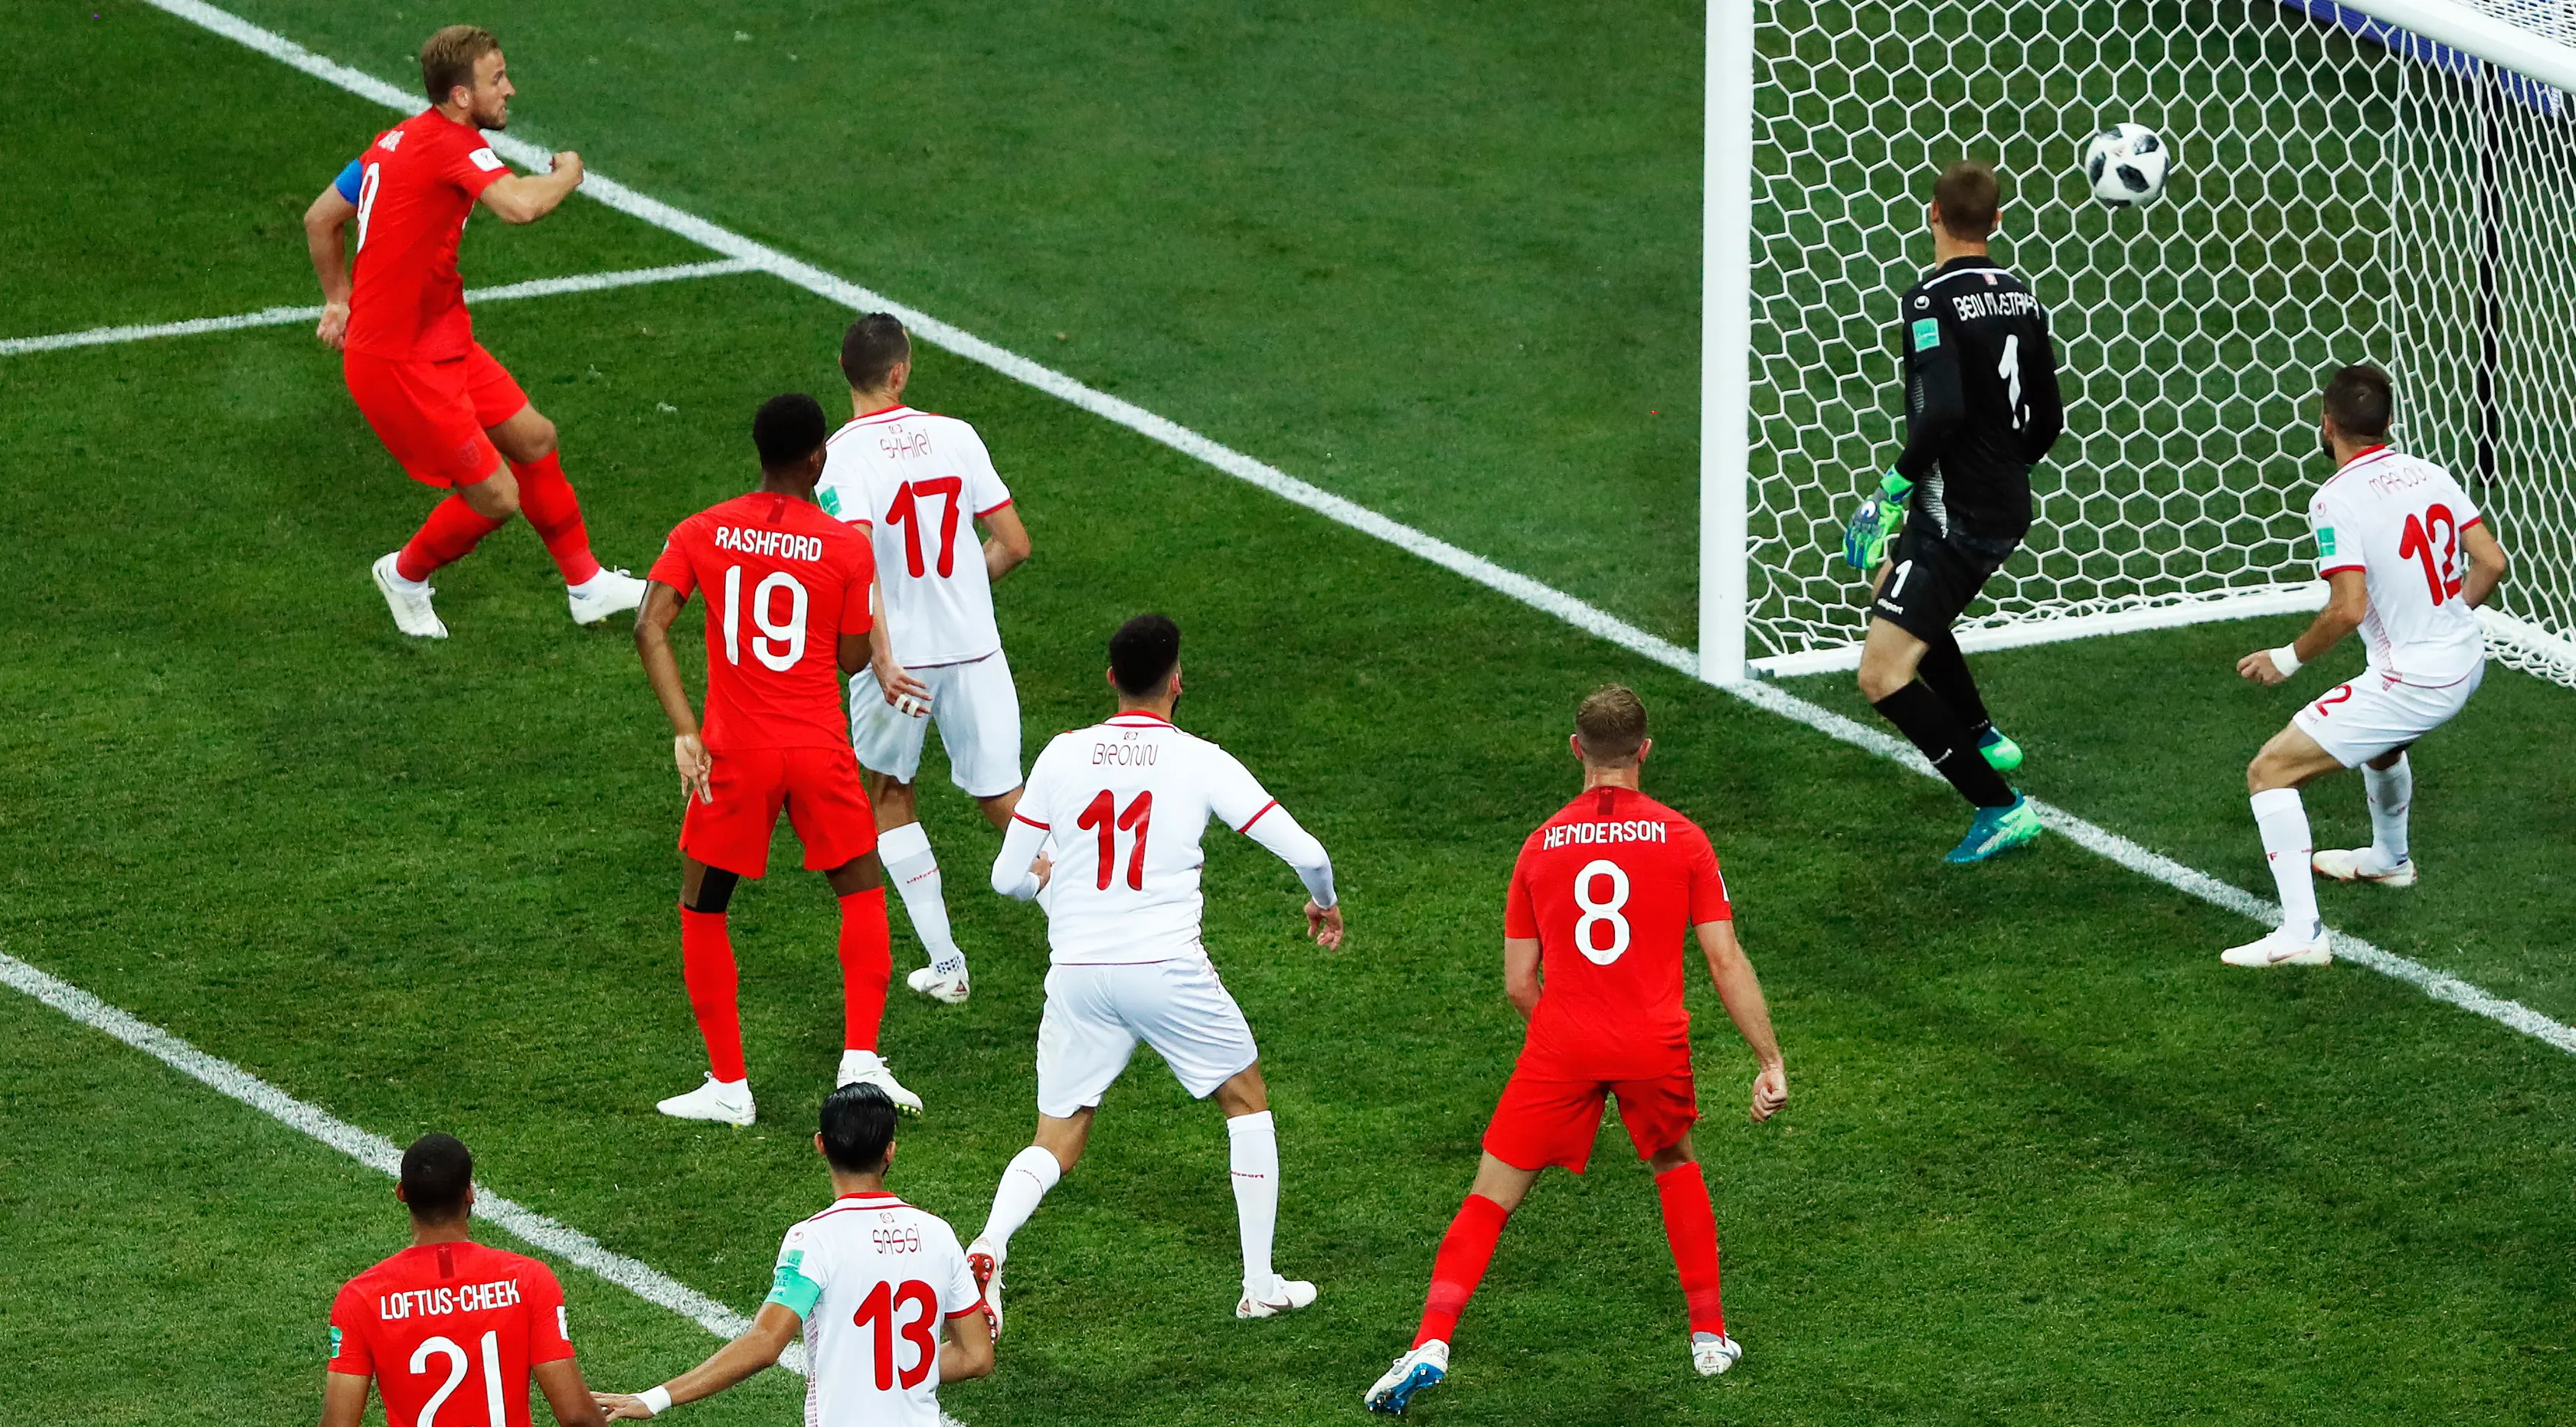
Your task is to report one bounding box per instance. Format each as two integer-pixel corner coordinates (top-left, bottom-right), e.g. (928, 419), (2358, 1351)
(1869, 521), (2012, 641)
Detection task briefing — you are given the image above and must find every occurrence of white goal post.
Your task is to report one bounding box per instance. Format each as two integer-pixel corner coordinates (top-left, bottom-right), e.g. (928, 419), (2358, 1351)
(1700, 0), (2576, 690)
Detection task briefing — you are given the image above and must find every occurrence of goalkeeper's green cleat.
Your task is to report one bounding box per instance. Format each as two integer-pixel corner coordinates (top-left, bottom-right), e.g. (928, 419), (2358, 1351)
(1944, 795), (2042, 864)
(1977, 727), (2023, 772)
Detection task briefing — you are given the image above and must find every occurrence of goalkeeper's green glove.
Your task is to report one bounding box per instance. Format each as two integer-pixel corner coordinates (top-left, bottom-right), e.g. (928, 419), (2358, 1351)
(1841, 469), (1912, 570)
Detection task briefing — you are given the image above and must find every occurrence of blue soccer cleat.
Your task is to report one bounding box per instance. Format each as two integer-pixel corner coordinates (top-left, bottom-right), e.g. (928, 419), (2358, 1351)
(1365, 1340), (1450, 1414)
(1977, 727), (2023, 772)
(1944, 794), (2043, 864)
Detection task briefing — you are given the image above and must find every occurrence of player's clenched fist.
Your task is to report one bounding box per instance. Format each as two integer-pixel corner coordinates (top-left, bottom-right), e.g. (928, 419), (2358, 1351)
(549, 150), (586, 184)
(1749, 1063), (1788, 1122)
(2237, 647), (2293, 685)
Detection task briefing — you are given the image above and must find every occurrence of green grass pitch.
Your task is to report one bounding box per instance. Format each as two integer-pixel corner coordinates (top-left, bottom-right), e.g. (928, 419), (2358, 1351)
(5, 3), (2576, 1425)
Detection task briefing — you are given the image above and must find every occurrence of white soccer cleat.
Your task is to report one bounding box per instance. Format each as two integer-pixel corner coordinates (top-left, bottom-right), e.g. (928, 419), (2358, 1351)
(966, 1236), (1003, 1340)
(906, 959), (971, 1004)
(1237, 1276), (1317, 1320)
(1364, 1339), (1448, 1415)
(2312, 847), (2417, 887)
(567, 567), (647, 625)
(2221, 923), (2332, 968)
(655, 1074), (755, 1127)
(836, 1050), (924, 1115)
(1692, 1331), (1744, 1376)
(371, 552), (448, 638)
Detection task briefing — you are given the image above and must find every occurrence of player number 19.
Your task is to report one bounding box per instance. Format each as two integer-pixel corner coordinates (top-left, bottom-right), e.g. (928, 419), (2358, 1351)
(721, 565), (810, 672)
(1572, 859), (1632, 965)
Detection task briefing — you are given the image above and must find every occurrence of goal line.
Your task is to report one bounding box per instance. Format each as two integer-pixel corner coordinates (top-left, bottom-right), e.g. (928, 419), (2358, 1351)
(0, 259), (760, 359)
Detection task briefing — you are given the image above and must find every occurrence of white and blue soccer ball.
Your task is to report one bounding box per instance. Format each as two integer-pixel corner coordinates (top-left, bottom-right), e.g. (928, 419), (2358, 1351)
(2083, 122), (2171, 209)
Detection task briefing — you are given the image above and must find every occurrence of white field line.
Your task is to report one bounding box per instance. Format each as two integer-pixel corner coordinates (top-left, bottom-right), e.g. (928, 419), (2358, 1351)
(0, 260), (759, 358)
(0, 949), (819, 1383)
(134, 2), (2576, 1064)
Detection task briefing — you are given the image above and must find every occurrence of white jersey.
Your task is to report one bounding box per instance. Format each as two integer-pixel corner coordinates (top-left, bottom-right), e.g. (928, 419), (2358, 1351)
(2308, 446), (2486, 686)
(1005, 711), (1332, 965)
(767, 1191), (979, 1427)
(819, 407), (1013, 667)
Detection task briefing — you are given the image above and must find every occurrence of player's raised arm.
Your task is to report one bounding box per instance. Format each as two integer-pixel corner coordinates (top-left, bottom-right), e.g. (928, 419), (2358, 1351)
(593, 1303), (802, 1420)
(303, 161), (361, 349)
(633, 579), (711, 802)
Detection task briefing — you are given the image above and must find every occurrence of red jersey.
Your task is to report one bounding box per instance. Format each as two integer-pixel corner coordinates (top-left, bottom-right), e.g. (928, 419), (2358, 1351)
(1505, 786), (1732, 1079)
(345, 110), (512, 361)
(647, 491), (876, 752)
(325, 1239), (576, 1427)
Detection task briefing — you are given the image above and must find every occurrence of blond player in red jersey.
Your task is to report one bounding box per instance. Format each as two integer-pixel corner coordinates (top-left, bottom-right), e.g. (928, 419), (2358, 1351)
(634, 394), (933, 1125)
(302, 25), (645, 639)
(323, 1134), (608, 1427)
(1364, 686), (1789, 1412)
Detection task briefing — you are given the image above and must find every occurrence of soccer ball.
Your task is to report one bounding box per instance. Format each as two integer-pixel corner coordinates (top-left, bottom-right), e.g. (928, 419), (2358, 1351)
(2082, 123), (2171, 209)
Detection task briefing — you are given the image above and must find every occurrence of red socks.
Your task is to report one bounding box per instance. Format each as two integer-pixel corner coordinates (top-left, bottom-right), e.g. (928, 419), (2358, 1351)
(678, 907), (746, 1082)
(395, 495), (506, 583)
(1654, 1162), (1725, 1335)
(1414, 1193), (1509, 1347)
(510, 452), (603, 586)
(837, 888), (891, 1052)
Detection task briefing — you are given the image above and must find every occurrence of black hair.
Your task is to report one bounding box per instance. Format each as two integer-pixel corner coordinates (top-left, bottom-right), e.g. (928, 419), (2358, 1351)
(753, 393), (829, 473)
(839, 314), (912, 393)
(2323, 363), (2395, 441)
(1109, 614), (1182, 697)
(400, 1134), (473, 1222)
(819, 1082), (898, 1174)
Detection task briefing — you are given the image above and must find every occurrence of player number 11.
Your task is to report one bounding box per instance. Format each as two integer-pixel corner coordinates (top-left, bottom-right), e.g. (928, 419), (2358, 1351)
(1077, 790), (1153, 890)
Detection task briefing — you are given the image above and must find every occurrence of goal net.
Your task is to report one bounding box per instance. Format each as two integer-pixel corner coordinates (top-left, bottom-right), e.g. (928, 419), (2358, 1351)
(1702, 0), (2576, 690)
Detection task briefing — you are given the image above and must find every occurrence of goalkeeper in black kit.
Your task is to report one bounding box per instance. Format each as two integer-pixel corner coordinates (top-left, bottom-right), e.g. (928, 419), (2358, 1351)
(1842, 160), (2064, 863)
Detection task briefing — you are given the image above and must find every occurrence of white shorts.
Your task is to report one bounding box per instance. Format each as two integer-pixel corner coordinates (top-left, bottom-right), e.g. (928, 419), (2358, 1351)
(1034, 959), (1258, 1119)
(2291, 663), (2483, 768)
(848, 650), (1023, 798)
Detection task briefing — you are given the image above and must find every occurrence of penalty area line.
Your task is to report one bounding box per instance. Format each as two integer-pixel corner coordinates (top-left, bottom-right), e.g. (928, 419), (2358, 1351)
(136, 0), (2576, 1060)
(0, 259), (761, 358)
(0, 949), (832, 1386)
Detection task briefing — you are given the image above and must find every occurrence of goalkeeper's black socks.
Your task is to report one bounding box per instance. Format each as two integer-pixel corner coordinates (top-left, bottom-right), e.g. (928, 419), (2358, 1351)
(1873, 682), (2015, 808)
(1913, 629), (1993, 742)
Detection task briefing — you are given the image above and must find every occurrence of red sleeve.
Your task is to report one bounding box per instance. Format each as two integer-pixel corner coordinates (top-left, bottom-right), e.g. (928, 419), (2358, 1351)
(525, 1264), (576, 1365)
(839, 534), (874, 636)
(1503, 842), (1539, 939)
(443, 129), (512, 200)
(326, 1281), (374, 1375)
(1685, 827), (1733, 925)
(645, 523), (698, 600)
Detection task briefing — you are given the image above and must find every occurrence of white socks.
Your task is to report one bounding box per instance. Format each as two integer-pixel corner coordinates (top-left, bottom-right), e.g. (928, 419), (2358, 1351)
(1228, 1111), (1281, 1294)
(2364, 755), (2414, 870)
(982, 1145), (1062, 1259)
(878, 822), (965, 976)
(2251, 787), (2322, 936)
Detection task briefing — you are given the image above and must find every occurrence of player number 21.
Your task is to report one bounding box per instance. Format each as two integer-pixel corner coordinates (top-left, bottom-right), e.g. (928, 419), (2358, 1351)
(1572, 858), (1632, 965)
(721, 566), (810, 671)
(885, 477), (965, 579)
(850, 1278), (941, 1391)
(1077, 790), (1153, 890)
(409, 1331), (505, 1427)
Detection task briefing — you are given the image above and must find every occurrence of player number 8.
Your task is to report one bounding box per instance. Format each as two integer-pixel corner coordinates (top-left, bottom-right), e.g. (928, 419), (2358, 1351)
(1571, 859), (1632, 965)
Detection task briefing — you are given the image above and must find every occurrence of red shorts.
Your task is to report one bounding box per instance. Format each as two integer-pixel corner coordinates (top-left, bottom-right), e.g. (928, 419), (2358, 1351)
(342, 342), (528, 488)
(1480, 1060), (1700, 1174)
(679, 745), (879, 879)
